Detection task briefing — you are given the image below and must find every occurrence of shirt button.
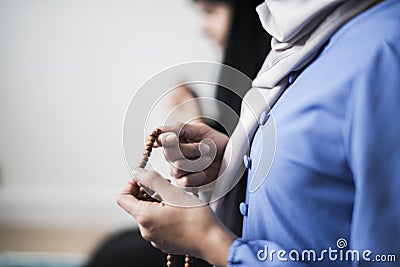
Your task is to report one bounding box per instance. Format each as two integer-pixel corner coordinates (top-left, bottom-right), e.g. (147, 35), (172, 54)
(288, 71), (298, 84)
(239, 202), (248, 216)
(243, 154), (252, 169)
(259, 111), (270, 125)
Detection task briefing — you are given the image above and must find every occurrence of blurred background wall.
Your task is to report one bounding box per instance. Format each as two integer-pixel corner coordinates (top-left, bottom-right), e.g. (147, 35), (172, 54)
(0, 0), (217, 263)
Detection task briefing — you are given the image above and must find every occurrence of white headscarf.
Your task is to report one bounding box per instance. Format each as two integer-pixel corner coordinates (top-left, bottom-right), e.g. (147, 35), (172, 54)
(210, 0), (381, 221)
(254, 0), (381, 88)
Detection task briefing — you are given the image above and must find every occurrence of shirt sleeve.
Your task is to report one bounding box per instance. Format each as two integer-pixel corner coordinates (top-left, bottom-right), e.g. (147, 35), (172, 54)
(342, 41), (400, 265)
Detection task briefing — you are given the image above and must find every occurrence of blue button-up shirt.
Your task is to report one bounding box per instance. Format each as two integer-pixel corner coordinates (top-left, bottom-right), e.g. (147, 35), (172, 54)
(228, 1), (400, 266)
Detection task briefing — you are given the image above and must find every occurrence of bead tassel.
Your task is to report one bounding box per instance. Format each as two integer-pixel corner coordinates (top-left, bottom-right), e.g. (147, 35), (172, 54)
(136, 128), (192, 267)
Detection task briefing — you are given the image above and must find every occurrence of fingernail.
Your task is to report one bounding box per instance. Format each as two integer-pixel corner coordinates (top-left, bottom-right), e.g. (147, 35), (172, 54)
(199, 143), (210, 154)
(165, 133), (178, 144)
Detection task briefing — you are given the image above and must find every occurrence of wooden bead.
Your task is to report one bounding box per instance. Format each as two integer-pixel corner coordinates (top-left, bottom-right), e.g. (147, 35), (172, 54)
(137, 161), (146, 168)
(147, 136), (156, 143)
(152, 129), (161, 136)
(146, 140), (154, 146)
(167, 261), (173, 267)
(184, 263), (190, 267)
(136, 191), (146, 201)
(184, 256), (191, 263)
(167, 254), (173, 261)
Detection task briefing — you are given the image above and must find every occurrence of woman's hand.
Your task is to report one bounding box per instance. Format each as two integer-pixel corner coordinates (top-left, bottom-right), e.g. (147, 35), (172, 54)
(117, 167), (236, 267)
(157, 122), (229, 187)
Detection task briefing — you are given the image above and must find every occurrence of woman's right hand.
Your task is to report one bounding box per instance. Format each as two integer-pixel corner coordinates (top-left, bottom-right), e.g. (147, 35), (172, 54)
(157, 122), (229, 187)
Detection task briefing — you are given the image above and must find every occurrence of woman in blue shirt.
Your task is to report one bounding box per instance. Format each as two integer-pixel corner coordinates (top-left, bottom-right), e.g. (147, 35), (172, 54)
(117, 0), (400, 266)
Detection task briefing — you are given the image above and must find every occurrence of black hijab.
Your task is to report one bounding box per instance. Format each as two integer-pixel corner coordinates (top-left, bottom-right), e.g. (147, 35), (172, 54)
(195, 0), (272, 134)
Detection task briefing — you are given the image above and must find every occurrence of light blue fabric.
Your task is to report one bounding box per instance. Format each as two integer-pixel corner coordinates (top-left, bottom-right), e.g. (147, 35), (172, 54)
(228, 0), (400, 266)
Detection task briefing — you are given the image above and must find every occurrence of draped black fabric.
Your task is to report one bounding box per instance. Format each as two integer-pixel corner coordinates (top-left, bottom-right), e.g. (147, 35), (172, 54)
(201, 0), (271, 238)
(84, 230), (212, 267)
(201, 0), (271, 134)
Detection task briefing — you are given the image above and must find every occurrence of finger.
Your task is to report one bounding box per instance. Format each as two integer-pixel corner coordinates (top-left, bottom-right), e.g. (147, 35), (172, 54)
(119, 179), (139, 196)
(169, 166), (188, 179)
(175, 171), (207, 187)
(159, 122), (205, 143)
(150, 241), (168, 254)
(163, 142), (210, 164)
(159, 123), (184, 136)
(163, 143), (198, 163)
(157, 122), (212, 149)
(180, 142), (210, 158)
(131, 168), (180, 199)
(131, 167), (201, 206)
(151, 122), (184, 148)
(150, 241), (160, 249)
(116, 181), (159, 218)
(155, 123), (184, 147)
(158, 132), (179, 148)
(150, 241), (179, 255)
(116, 183), (141, 215)
(169, 154), (213, 174)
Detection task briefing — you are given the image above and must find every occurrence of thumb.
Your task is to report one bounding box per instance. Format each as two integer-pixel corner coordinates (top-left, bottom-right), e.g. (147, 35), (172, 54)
(116, 180), (142, 215)
(131, 167), (203, 207)
(132, 167), (178, 200)
(158, 132), (179, 148)
(160, 122), (202, 143)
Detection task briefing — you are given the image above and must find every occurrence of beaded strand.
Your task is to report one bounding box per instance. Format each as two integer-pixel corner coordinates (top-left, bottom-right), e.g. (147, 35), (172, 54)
(136, 128), (193, 267)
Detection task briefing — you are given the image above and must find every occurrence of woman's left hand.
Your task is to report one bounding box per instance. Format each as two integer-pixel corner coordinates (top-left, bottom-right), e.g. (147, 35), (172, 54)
(116, 167), (236, 267)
